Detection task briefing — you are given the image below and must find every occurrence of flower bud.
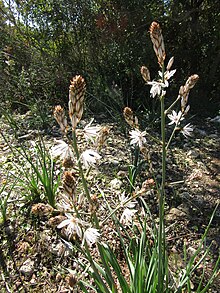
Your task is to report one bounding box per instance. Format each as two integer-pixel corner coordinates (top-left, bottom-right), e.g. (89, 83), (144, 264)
(141, 66), (151, 82)
(54, 105), (68, 134)
(149, 21), (166, 67)
(63, 171), (77, 197)
(69, 75), (86, 130)
(166, 56), (174, 71)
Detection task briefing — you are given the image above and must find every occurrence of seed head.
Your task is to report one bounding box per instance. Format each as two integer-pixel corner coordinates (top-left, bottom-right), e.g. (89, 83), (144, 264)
(149, 21), (166, 67)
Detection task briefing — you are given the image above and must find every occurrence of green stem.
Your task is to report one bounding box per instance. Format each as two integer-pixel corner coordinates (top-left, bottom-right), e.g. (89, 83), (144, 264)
(164, 95), (181, 115)
(166, 111), (183, 150)
(158, 66), (166, 293)
(71, 131), (99, 227)
(71, 131), (92, 205)
(166, 127), (177, 150)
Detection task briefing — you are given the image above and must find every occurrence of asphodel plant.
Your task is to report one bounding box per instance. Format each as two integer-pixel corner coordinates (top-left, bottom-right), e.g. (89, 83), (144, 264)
(121, 21), (199, 292)
(149, 21), (167, 292)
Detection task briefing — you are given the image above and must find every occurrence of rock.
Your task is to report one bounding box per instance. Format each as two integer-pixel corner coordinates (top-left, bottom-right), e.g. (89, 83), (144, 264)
(166, 205), (189, 221)
(208, 134), (218, 139)
(110, 178), (123, 190)
(111, 159), (120, 166)
(179, 192), (190, 200)
(187, 150), (200, 159)
(117, 170), (127, 178)
(210, 115), (220, 123)
(20, 259), (35, 277)
(195, 128), (207, 136)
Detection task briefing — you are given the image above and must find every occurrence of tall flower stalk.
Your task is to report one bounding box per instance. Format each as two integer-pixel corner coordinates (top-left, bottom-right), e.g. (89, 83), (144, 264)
(141, 21), (200, 291)
(149, 21), (167, 291)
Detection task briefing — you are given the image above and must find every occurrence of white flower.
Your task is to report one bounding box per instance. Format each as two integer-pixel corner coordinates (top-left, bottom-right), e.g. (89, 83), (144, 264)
(83, 119), (101, 143)
(119, 192), (137, 209)
(181, 123), (194, 137)
(120, 208), (137, 225)
(50, 140), (74, 160)
(147, 81), (166, 98)
(57, 214), (83, 239)
(145, 64), (175, 99)
(81, 149), (101, 168)
(57, 194), (75, 212)
(168, 110), (184, 125)
(82, 228), (100, 247)
(161, 69), (176, 81)
(159, 69), (176, 81)
(130, 129), (146, 148)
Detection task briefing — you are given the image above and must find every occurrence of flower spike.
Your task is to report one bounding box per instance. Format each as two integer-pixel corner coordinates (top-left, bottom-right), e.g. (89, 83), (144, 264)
(69, 75), (86, 130)
(149, 21), (166, 67)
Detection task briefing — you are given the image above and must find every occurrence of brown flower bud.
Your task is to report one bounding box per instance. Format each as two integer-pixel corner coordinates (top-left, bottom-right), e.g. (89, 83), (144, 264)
(62, 157), (75, 169)
(149, 21), (166, 67)
(66, 273), (77, 288)
(185, 74), (199, 90)
(96, 126), (110, 149)
(63, 171), (77, 197)
(54, 105), (68, 133)
(123, 107), (139, 128)
(179, 74), (199, 112)
(141, 66), (151, 82)
(48, 215), (67, 227)
(166, 56), (174, 71)
(69, 75), (86, 130)
(31, 203), (54, 217)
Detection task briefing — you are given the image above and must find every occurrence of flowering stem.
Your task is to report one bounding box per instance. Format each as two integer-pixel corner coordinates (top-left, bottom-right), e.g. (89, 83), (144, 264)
(164, 95), (181, 115)
(71, 131), (99, 227)
(166, 127), (177, 150)
(166, 112), (183, 150)
(100, 192), (138, 226)
(158, 65), (166, 292)
(72, 132), (91, 202)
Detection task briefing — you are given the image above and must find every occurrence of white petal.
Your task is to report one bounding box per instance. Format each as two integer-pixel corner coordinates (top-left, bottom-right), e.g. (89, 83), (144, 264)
(83, 228), (100, 246)
(57, 219), (70, 229)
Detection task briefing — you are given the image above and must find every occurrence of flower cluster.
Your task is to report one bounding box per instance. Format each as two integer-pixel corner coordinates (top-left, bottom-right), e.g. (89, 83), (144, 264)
(140, 22), (199, 138)
(57, 214), (100, 247)
(119, 193), (137, 225)
(52, 75), (112, 247)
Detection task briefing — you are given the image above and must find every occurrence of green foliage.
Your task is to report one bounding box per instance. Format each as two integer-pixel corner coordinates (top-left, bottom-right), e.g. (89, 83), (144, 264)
(0, 175), (16, 224)
(1, 125), (59, 207)
(1, 0), (219, 116)
(77, 197), (219, 292)
(15, 138), (59, 207)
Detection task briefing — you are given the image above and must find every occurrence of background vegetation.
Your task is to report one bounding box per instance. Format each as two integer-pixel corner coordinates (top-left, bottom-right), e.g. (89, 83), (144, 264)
(0, 0), (219, 118)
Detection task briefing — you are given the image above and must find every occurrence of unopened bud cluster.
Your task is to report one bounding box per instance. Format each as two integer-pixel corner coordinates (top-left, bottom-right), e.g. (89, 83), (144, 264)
(149, 21), (166, 67)
(96, 126), (110, 149)
(63, 171), (77, 198)
(123, 107), (139, 128)
(179, 74), (199, 113)
(69, 75), (86, 130)
(54, 105), (68, 134)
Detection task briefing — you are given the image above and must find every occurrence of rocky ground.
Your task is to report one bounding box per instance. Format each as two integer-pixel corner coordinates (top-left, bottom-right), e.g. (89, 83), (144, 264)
(0, 111), (219, 292)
